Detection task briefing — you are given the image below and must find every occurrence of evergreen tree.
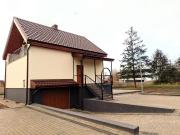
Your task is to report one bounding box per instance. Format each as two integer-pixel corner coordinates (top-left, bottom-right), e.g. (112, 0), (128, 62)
(175, 57), (180, 71)
(151, 49), (168, 82)
(120, 27), (150, 88)
(174, 57), (180, 82)
(159, 64), (178, 83)
(151, 50), (180, 83)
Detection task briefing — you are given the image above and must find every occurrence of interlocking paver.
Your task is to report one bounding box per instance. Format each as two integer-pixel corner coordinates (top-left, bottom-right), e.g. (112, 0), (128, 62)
(0, 108), (107, 135)
(0, 107), (131, 135)
(89, 93), (180, 135)
(93, 113), (180, 135)
(113, 93), (180, 109)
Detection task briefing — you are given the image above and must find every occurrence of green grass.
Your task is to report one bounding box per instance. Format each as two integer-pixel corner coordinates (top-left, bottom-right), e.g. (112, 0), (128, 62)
(113, 82), (180, 95)
(113, 83), (180, 90)
(144, 83), (180, 90)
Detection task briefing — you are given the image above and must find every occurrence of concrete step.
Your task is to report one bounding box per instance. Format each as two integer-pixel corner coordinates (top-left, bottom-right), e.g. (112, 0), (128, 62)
(27, 104), (139, 135)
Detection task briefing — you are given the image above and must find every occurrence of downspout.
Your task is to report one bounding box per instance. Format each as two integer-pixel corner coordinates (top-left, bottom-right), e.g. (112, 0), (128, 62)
(94, 59), (96, 83)
(80, 57), (84, 109)
(73, 56), (74, 80)
(4, 61), (7, 99)
(25, 44), (31, 105)
(110, 61), (113, 99)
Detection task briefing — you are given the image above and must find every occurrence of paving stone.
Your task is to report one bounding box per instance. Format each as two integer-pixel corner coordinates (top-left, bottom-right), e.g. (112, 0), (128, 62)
(113, 93), (180, 109)
(89, 93), (180, 135)
(0, 108), (107, 135)
(0, 107), (132, 135)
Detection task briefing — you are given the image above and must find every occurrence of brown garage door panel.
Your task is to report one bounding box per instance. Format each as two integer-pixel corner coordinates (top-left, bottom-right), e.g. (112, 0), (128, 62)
(42, 88), (69, 109)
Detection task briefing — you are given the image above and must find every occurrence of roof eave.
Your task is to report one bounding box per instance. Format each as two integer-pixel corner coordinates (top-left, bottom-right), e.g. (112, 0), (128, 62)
(2, 17), (28, 60)
(28, 39), (107, 58)
(13, 17), (28, 43)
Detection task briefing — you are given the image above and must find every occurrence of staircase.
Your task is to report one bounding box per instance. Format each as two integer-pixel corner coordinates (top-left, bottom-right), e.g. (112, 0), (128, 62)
(85, 75), (113, 100)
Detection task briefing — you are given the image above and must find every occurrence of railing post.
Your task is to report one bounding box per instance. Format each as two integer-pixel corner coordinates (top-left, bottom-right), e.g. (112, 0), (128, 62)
(101, 73), (103, 100)
(111, 75), (113, 99)
(85, 75), (86, 85)
(101, 85), (103, 100)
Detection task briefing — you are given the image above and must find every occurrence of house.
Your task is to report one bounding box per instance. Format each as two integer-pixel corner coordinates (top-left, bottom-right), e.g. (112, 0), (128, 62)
(3, 17), (114, 109)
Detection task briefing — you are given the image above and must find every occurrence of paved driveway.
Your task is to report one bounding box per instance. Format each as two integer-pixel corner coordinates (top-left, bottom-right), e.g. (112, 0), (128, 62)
(113, 89), (140, 95)
(94, 112), (180, 135)
(0, 97), (132, 135)
(90, 93), (180, 135)
(0, 107), (110, 135)
(113, 93), (180, 109)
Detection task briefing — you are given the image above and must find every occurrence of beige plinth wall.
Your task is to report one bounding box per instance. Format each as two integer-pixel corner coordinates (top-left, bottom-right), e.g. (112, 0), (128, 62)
(6, 56), (27, 88)
(28, 46), (73, 87)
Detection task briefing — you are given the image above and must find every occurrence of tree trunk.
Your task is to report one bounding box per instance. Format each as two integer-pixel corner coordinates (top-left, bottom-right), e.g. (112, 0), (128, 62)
(131, 39), (137, 88)
(132, 62), (137, 88)
(133, 76), (137, 88)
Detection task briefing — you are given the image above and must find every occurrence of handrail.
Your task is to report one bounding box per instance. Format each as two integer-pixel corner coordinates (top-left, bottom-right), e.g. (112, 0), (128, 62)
(96, 75), (112, 84)
(85, 75), (96, 84)
(95, 75), (101, 83)
(101, 68), (113, 100)
(8, 46), (27, 64)
(85, 75), (102, 89)
(85, 75), (104, 100)
(85, 74), (113, 100)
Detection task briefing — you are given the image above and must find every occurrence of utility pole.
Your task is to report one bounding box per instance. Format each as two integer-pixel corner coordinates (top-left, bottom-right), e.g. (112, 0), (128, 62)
(140, 60), (144, 93)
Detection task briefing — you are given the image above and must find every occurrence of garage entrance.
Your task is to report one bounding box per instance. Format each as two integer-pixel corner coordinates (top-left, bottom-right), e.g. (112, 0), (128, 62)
(42, 88), (69, 109)
(30, 79), (79, 109)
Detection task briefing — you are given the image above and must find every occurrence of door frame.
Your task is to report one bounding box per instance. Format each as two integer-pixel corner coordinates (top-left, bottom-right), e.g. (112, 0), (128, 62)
(77, 65), (84, 86)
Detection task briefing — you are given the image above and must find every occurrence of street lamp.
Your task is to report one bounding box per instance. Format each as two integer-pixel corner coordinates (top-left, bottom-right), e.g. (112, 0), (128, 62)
(119, 60), (124, 86)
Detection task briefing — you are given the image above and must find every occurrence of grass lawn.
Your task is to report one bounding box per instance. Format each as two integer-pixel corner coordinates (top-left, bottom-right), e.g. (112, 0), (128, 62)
(143, 84), (180, 94)
(114, 83), (180, 94)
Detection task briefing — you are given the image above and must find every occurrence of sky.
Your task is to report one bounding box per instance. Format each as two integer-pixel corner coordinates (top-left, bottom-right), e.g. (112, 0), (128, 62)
(0, 0), (180, 79)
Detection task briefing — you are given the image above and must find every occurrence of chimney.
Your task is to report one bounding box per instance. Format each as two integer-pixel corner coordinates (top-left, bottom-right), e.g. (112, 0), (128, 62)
(52, 24), (58, 30)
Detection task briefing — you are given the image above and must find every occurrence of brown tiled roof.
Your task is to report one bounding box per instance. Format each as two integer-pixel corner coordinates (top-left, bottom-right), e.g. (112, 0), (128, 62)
(15, 17), (107, 55)
(31, 79), (78, 89)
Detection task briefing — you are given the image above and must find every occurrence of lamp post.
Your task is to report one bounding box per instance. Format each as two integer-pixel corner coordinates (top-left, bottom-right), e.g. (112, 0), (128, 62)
(139, 60), (144, 93)
(119, 60), (124, 85)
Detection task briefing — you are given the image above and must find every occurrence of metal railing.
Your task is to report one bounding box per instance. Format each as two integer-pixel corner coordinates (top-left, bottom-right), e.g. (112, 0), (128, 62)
(8, 46), (27, 64)
(85, 75), (104, 99)
(95, 75), (101, 84)
(73, 68), (113, 100)
(96, 75), (112, 84)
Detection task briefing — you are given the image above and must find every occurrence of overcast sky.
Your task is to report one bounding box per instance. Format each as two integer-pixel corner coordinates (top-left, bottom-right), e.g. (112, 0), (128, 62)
(0, 0), (180, 79)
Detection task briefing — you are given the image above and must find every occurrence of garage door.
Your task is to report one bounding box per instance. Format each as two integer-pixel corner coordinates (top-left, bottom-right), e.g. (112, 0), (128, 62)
(42, 88), (69, 109)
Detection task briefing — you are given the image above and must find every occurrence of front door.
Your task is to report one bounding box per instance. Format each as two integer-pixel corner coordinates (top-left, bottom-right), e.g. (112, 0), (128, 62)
(77, 65), (83, 86)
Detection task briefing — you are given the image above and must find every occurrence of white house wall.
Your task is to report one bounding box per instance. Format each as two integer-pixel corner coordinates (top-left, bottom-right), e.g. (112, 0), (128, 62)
(74, 57), (103, 83)
(28, 46), (73, 88)
(6, 55), (27, 88)
(84, 59), (95, 81)
(95, 60), (103, 75)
